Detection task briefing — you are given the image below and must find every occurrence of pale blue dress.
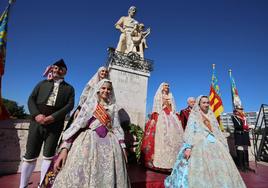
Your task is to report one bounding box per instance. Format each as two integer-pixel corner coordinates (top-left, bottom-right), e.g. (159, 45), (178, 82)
(165, 98), (246, 188)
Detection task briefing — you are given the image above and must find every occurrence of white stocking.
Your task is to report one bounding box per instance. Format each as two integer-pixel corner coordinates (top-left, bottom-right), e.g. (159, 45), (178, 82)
(19, 160), (36, 188)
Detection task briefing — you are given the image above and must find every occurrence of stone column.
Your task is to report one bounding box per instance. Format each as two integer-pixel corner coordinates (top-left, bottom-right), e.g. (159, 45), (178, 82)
(107, 48), (153, 129)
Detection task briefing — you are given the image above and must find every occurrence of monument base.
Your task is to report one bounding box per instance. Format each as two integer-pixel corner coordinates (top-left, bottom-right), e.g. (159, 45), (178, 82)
(107, 48), (153, 129)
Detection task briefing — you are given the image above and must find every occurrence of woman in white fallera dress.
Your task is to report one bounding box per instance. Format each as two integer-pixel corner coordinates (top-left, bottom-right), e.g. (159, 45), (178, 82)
(52, 79), (130, 188)
(165, 96), (246, 188)
(141, 82), (184, 171)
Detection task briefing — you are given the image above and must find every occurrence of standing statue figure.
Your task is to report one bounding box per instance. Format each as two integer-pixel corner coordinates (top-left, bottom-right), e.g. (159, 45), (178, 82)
(115, 6), (150, 58)
(115, 6), (138, 54)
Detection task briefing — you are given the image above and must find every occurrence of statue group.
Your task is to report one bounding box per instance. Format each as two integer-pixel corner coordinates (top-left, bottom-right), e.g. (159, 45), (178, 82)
(115, 6), (151, 59)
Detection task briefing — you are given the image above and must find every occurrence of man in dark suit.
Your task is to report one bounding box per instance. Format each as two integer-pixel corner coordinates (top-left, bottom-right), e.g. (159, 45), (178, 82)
(19, 59), (75, 188)
(179, 97), (195, 130)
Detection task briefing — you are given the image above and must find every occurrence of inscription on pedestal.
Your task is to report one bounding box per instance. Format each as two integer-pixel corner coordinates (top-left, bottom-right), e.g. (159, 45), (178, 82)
(109, 65), (150, 129)
(106, 48), (153, 129)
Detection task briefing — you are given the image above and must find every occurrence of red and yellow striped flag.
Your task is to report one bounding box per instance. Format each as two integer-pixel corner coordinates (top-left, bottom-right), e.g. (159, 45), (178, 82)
(209, 64), (224, 131)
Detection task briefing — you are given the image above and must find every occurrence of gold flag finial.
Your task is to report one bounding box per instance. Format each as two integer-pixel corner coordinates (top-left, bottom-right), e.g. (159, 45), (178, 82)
(212, 64), (216, 69)
(9, 0), (16, 4)
(229, 69), (232, 76)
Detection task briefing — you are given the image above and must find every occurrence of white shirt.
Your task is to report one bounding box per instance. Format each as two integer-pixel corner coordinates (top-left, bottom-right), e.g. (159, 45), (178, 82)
(46, 79), (64, 106)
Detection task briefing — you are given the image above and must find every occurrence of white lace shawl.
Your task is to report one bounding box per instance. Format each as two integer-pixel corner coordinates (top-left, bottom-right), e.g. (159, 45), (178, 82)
(152, 82), (177, 113)
(184, 95), (227, 148)
(78, 66), (109, 107)
(62, 79), (124, 143)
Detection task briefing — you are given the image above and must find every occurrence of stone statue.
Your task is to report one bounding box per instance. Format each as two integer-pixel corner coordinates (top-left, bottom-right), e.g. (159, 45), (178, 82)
(130, 23), (150, 59)
(115, 6), (150, 58)
(115, 6), (138, 54)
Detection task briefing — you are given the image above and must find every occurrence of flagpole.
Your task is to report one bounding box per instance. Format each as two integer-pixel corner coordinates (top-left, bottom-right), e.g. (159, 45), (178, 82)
(229, 69), (234, 110)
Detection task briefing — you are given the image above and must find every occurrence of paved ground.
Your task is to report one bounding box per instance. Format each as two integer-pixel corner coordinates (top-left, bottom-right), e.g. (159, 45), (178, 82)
(0, 162), (267, 188)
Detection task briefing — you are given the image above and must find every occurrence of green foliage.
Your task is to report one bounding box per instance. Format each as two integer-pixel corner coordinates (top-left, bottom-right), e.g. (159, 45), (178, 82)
(2, 98), (29, 119)
(129, 123), (144, 162)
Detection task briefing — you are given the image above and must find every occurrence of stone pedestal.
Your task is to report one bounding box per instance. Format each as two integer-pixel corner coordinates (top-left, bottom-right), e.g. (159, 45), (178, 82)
(107, 48), (153, 129)
(0, 119), (43, 175)
(0, 119), (68, 175)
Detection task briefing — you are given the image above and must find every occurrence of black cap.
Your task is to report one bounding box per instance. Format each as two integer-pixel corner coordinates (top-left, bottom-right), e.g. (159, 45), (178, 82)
(53, 59), (67, 70)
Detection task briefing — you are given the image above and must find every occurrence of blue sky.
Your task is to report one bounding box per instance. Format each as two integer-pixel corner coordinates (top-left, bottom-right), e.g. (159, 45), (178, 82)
(1, 0), (267, 114)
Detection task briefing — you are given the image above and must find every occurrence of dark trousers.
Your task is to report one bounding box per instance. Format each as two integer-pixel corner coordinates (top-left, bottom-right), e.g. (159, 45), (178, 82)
(24, 121), (63, 160)
(24, 105), (64, 160)
(236, 149), (255, 173)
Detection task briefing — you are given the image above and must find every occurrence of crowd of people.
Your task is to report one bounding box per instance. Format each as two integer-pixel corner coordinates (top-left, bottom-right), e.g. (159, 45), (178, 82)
(18, 58), (255, 188)
(17, 5), (255, 188)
